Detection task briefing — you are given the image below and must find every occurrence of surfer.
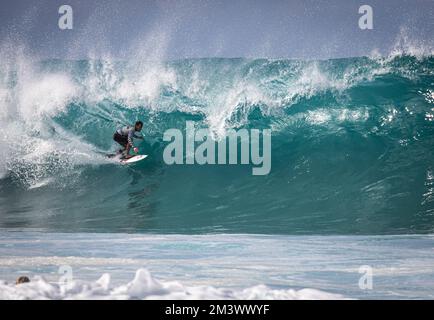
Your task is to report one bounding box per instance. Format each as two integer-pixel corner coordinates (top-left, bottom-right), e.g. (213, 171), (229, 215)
(113, 121), (144, 159)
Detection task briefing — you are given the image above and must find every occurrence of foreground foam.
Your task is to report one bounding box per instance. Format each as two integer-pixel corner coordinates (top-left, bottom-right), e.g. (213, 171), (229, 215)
(0, 268), (344, 300)
(2, 233), (434, 299)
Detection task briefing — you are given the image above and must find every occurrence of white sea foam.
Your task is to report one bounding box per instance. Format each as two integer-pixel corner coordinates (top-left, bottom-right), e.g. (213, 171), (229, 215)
(0, 50), (108, 185)
(0, 268), (344, 300)
(270, 107), (370, 132)
(306, 108), (369, 125)
(207, 81), (271, 137)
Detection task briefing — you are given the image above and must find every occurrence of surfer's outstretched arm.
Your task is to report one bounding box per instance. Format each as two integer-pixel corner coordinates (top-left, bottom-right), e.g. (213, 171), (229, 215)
(127, 130), (139, 154)
(125, 142), (131, 154)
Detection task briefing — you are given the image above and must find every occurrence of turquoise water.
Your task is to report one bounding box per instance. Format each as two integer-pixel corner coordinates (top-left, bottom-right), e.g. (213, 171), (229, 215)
(0, 56), (433, 234)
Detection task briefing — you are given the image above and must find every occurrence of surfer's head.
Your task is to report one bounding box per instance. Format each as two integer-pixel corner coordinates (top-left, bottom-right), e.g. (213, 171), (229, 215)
(16, 276), (30, 285)
(135, 121), (143, 131)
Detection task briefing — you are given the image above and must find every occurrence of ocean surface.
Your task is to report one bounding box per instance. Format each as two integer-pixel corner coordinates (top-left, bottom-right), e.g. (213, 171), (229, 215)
(0, 53), (433, 299)
(1, 232), (434, 299)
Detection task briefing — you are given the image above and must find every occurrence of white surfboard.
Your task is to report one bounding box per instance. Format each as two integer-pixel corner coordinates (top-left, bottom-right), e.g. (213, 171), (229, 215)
(119, 154), (148, 164)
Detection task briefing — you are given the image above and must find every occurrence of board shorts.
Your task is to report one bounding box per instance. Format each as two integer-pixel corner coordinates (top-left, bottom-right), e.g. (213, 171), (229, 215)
(113, 132), (129, 147)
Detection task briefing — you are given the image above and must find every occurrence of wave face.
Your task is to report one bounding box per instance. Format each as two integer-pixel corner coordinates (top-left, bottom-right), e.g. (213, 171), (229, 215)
(0, 55), (433, 234)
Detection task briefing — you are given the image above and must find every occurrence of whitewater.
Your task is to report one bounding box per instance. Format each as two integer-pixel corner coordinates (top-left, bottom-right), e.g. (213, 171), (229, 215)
(1, 233), (434, 299)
